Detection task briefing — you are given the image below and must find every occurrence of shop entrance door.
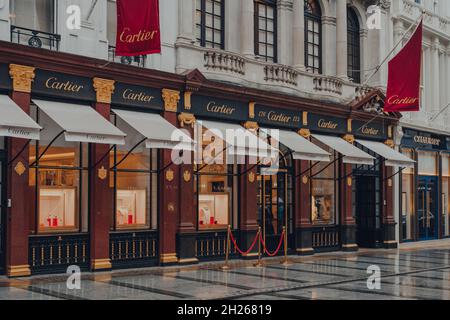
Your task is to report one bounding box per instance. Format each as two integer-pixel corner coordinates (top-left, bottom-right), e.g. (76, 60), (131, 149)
(0, 151), (6, 274)
(257, 170), (293, 253)
(355, 176), (382, 248)
(418, 177), (438, 240)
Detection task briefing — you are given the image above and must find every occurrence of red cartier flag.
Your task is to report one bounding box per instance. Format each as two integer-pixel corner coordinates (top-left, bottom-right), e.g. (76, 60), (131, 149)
(115, 0), (161, 56)
(384, 20), (423, 113)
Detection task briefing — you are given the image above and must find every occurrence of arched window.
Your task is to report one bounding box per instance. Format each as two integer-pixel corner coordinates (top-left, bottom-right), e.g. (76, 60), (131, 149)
(304, 0), (322, 74)
(347, 7), (361, 83)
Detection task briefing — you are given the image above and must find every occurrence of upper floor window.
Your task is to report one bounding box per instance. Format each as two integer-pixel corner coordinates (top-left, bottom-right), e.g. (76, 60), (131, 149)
(254, 0), (277, 63)
(347, 7), (361, 83)
(304, 0), (322, 74)
(9, 0), (55, 33)
(196, 0), (225, 49)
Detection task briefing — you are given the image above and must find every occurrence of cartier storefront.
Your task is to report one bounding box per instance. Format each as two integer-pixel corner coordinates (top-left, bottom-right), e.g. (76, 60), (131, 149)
(0, 40), (408, 277)
(400, 128), (450, 242)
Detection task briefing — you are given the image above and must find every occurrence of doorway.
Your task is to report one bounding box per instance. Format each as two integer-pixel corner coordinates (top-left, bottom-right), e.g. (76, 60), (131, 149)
(355, 175), (382, 248)
(0, 150), (6, 274)
(418, 177), (438, 240)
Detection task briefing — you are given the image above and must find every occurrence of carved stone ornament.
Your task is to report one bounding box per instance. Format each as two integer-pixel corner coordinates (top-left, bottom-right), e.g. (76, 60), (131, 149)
(162, 89), (180, 112)
(178, 112), (196, 128)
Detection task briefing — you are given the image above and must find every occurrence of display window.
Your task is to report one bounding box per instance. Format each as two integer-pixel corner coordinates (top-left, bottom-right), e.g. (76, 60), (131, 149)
(401, 149), (415, 241)
(195, 163), (236, 230)
(418, 150), (438, 176)
(110, 114), (158, 231)
(443, 154), (450, 237)
(310, 138), (338, 225)
(29, 107), (88, 234)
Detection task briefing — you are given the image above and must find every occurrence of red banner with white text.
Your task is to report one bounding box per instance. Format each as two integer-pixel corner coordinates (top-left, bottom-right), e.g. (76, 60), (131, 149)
(116, 0), (161, 56)
(384, 20), (423, 112)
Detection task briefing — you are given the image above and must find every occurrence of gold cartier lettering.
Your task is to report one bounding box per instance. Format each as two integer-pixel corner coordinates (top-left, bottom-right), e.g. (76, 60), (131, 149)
(361, 126), (379, 136)
(413, 135), (441, 146)
(267, 111), (292, 123)
(206, 101), (235, 115)
(45, 77), (84, 93)
(122, 89), (154, 103)
(318, 119), (338, 129)
(119, 27), (158, 43)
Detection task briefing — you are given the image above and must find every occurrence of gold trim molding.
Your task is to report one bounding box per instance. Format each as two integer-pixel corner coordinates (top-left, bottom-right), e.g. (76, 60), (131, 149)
(184, 91), (192, 110)
(162, 89), (180, 112)
(14, 161), (26, 176)
(347, 119), (353, 132)
(388, 125), (393, 139)
(298, 128), (311, 139)
(165, 168), (174, 182)
(183, 170), (192, 182)
(243, 121), (259, 130)
(7, 265), (31, 277)
(249, 102), (255, 119)
(385, 139), (395, 148)
(302, 112), (308, 126)
(343, 134), (355, 144)
(9, 64), (35, 93)
(93, 78), (115, 104)
(98, 166), (107, 180)
(161, 253), (178, 264)
(248, 172), (255, 183)
(178, 112), (196, 128)
(91, 259), (112, 270)
(302, 175), (309, 185)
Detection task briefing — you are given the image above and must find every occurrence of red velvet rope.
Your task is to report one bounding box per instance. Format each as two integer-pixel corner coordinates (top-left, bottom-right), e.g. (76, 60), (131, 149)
(229, 229), (260, 256)
(259, 230), (285, 257)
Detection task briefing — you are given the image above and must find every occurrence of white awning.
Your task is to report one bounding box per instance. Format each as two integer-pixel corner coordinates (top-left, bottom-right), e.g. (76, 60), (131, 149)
(113, 109), (194, 151)
(200, 120), (276, 158)
(312, 134), (375, 165)
(33, 99), (126, 145)
(356, 139), (415, 168)
(0, 95), (41, 140)
(261, 128), (331, 162)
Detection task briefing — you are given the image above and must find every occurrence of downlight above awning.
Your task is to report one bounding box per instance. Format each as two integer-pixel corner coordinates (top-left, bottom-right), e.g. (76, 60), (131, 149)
(0, 95), (41, 140)
(312, 134), (375, 165)
(33, 99), (126, 145)
(260, 128), (331, 162)
(356, 139), (415, 168)
(113, 109), (194, 151)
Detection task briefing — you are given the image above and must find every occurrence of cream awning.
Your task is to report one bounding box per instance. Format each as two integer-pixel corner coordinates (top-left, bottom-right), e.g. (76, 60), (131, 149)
(261, 128), (331, 162)
(200, 120), (276, 158)
(312, 134), (375, 165)
(33, 99), (126, 145)
(113, 109), (194, 151)
(356, 139), (415, 168)
(0, 95), (41, 140)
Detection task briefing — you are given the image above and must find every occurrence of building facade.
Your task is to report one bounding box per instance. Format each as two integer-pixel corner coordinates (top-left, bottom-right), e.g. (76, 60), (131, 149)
(0, 0), (448, 276)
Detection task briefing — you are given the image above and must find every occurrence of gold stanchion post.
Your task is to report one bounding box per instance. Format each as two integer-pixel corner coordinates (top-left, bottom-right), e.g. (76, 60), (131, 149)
(253, 226), (263, 267)
(220, 225), (231, 271)
(281, 226), (291, 265)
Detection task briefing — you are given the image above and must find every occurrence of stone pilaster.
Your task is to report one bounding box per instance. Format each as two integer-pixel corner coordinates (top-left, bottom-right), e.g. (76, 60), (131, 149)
(292, 0), (305, 70)
(241, 0), (254, 58)
(277, 0), (293, 65)
(177, 0), (196, 44)
(336, 0), (348, 79)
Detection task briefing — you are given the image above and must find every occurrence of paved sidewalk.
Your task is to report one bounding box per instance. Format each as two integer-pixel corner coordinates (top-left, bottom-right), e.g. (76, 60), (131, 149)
(0, 239), (449, 300)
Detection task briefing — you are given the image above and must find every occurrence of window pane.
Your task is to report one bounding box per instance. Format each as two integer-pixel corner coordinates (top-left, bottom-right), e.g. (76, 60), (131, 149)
(418, 151), (438, 176)
(311, 179), (335, 225)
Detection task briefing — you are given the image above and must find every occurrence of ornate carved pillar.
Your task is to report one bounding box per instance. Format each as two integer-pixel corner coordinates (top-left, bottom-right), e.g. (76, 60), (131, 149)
(336, 0), (348, 79)
(292, 0), (305, 70)
(6, 64), (35, 277)
(160, 89), (181, 265)
(90, 77), (115, 271)
(176, 109), (198, 264)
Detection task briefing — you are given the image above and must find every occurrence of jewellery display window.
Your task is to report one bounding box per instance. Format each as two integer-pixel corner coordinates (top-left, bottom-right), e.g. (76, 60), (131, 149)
(39, 187), (77, 232)
(116, 189), (148, 229)
(198, 193), (229, 230)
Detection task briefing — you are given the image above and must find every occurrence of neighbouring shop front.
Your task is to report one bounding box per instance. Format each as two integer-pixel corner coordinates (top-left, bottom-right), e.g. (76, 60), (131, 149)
(400, 128), (450, 242)
(0, 137), (5, 274)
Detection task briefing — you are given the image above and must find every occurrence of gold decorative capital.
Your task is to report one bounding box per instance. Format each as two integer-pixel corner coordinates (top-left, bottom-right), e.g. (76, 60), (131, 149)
(98, 166), (107, 180)
(178, 112), (196, 128)
(302, 112), (308, 126)
(343, 134), (355, 144)
(249, 102), (255, 119)
(93, 77), (115, 104)
(302, 175), (309, 185)
(243, 121), (259, 131)
(184, 91), (192, 110)
(9, 64), (35, 93)
(385, 139), (395, 148)
(162, 89), (180, 112)
(165, 168), (174, 182)
(298, 128), (311, 139)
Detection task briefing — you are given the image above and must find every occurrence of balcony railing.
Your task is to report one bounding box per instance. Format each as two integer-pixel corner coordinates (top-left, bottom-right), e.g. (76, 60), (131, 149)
(204, 50), (246, 75)
(10, 25), (60, 51)
(108, 46), (147, 68)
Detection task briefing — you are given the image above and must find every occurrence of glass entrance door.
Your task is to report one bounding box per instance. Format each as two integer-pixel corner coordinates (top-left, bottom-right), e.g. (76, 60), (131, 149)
(257, 170), (293, 253)
(418, 177), (438, 240)
(0, 151), (5, 274)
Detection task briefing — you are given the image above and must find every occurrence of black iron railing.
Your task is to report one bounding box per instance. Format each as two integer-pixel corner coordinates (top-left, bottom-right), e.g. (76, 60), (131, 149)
(10, 25), (61, 51)
(108, 46), (147, 68)
(312, 226), (341, 252)
(29, 234), (89, 274)
(195, 230), (238, 260)
(110, 230), (158, 269)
